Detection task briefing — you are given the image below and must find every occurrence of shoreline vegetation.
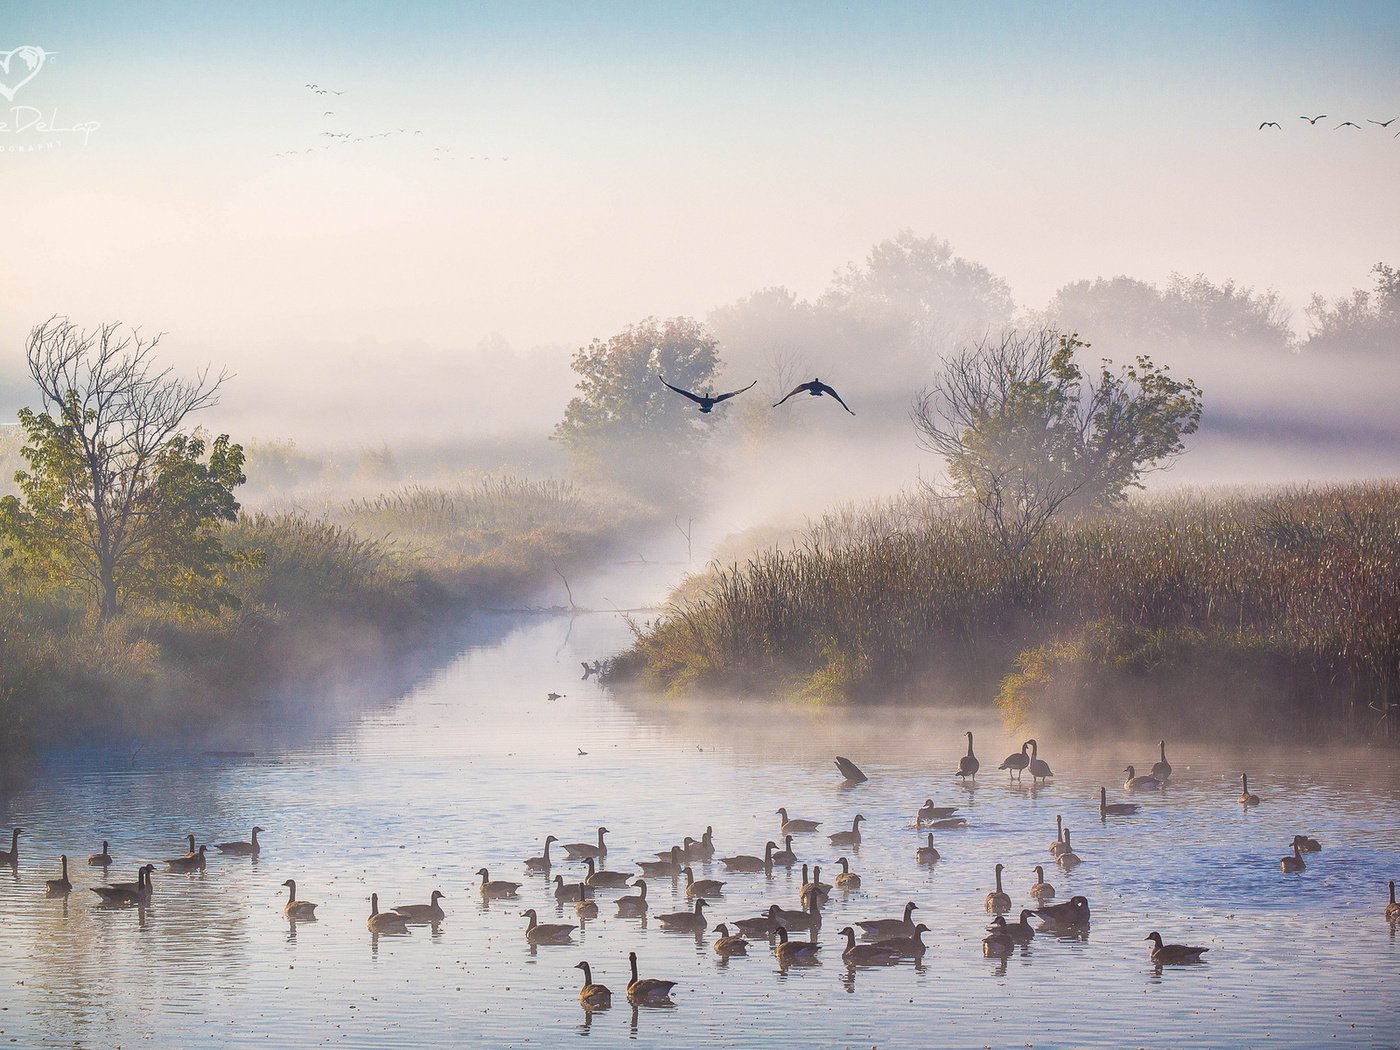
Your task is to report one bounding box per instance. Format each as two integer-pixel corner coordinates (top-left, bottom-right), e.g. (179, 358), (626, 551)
(613, 481), (1400, 744)
(0, 476), (650, 777)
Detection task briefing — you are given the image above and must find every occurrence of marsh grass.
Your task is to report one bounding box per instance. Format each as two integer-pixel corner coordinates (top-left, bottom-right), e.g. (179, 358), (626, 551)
(618, 482), (1400, 741)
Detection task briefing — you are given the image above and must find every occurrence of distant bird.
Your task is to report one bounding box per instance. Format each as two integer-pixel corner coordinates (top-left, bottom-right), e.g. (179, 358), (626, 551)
(1151, 740), (1173, 782)
(323, 111), (334, 117)
(773, 378), (855, 414)
(577, 748), (588, 756)
(657, 375), (756, 413)
(546, 692), (565, 701)
(1369, 117), (1397, 127)
(1280, 842), (1306, 873)
(1259, 121), (1280, 129)
(1300, 114), (1327, 124)
(1336, 121), (1361, 129)
(956, 731), (980, 780)
(1145, 931), (1209, 965)
(1238, 773), (1261, 806)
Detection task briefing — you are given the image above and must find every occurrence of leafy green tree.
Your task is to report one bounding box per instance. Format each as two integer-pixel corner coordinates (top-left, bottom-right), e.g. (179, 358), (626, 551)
(0, 318), (245, 620)
(554, 316), (722, 499)
(912, 328), (1203, 558)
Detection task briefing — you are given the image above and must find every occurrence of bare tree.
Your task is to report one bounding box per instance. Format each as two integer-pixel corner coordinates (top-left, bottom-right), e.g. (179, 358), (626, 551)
(912, 328), (1202, 560)
(7, 318), (233, 619)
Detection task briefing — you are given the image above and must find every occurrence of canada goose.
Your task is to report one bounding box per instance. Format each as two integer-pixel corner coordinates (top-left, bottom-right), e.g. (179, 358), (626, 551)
(916, 834), (941, 864)
(45, 855), (72, 895)
(916, 800), (958, 824)
(525, 835), (558, 871)
(575, 884), (599, 918)
(985, 863), (1012, 913)
(637, 846), (684, 878)
(1124, 766), (1163, 792)
(733, 905), (786, 936)
(799, 865), (831, 908)
(1049, 815), (1068, 856)
(1387, 881), (1400, 921)
(1033, 895), (1091, 929)
(994, 909), (1036, 945)
(721, 841), (776, 873)
(658, 375), (756, 413)
(1151, 740), (1172, 781)
(164, 833), (200, 868)
(367, 894), (410, 933)
(393, 890), (447, 922)
(829, 815), (865, 848)
(214, 826), (262, 855)
(773, 925), (823, 963)
(834, 856), (861, 889)
(575, 961), (612, 1009)
(1259, 121), (1280, 129)
(998, 741), (1030, 781)
(838, 926), (901, 965)
(627, 951), (676, 1003)
(1292, 835), (1322, 853)
(688, 827), (716, 860)
(615, 879), (648, 915)
(768, 895), (822, 932)
(167, 845), (207, 873)
(1027, 739), (1054, 784)
(983, 916), (1014, 955)
(478, 868), (522, 899)
(1145, 931), (1208, 964)
(773, 377), (854, 415)
(562, 827), (609, 860)
(1100, 787), (1140, 816)
(92, 865), (155, 905)
(1239, 774), (1261, 806)
(0, 827), (19, 865)
(657, 898), (708, 932)
(712, 923), (749, 955)
(857, 901), (919, 940)
(684, 866), (725, 899)
(1300, 114), (1327, 124)
(545, 692), (565, 701)
(777, 807), (821, 834)
(583, 857), (632, 889)
(281, 879), (318, 920)
(1030, 865), (1056, 900)
(88, 841), (112, 867)
(1336, 121), (1361, 129)
(772, 835), (798, 866)
(554, 874), (591, 901)
(1280, 842), (1306, 873)
(1369, 117), (1398, 127)
(1056, 830), (1081, 869)
(876, 923), (930, 958)
(956, 732), (979, 780)
(927, 816), (968, 829)
(522, 908), (576, 944)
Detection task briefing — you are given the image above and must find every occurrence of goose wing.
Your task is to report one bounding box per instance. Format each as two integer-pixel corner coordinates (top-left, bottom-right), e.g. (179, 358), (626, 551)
(712, 380), (757, 403)
(657, 375), (706, 405)
(772, 382), (812, 407)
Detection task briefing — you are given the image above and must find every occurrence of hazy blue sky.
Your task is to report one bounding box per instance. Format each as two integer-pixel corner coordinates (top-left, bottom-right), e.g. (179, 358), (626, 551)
(3, 2), (1398, 407)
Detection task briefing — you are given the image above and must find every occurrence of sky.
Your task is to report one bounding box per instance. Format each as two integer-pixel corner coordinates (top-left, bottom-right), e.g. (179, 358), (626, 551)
(2, 1), (1398, 441)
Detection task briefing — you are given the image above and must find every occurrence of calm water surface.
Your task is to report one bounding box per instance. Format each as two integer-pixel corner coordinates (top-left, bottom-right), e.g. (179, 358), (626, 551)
(1, 561), (1398, 1049)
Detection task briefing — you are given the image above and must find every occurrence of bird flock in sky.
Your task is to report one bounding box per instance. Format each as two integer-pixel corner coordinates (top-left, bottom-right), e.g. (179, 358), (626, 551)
(1259, 115), (1398, 135)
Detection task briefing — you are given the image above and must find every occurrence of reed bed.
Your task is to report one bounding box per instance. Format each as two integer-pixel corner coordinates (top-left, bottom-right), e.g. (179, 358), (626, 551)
(620, 481), (1400, 740)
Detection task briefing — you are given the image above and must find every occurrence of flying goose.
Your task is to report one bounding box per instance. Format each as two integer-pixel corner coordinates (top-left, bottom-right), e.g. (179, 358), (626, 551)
(1100, 787), (1140, 816)
(626, 951), (676, 1003)
(562, 827), (609, 860)
(856, 901), (919, 940)
(392, 890), (447, 923)
(214, 826), (262, 855)
(773, 378), (855, 414)
(1239, 774), (1261, 806)
(720, 841), (775, 873)
(478, 868), (522, 899)
(367, 894), (410, 934)
(1056, 830), (1081, 869)
(658, 374), (756, 413)
(88, 841), (112, 867)
(712, 923), (750, 955)
(45, 855), (72, 896)
(525, 835), (558, 871)
(998, 741), (1030, 781)
(1124, 766), (1163, 792)
(1259, 121), (1280, 129)
(916, 834), (941, 864)
(834, 856), (861, 889)
(281, 879), (318, 920)
(1369, 117), (1397, 127)
(772, 925), (823, 964)
(1030, 865), (1056, 900)
(684, 866), (725, 899)
(522, 908), (576, 944)
(1300, 114), (1327, 124)
(1145, 931), (1208, 964)
(956, 732), (979, 780)
(657, 898), (708, 932)
(1151, 740), (1172, 781)
(1027, 739), (1054, 784)
(1336, 121), (1361, 129)
(828, 815), (865, 848)
(985, 863), (1012, 913)
(838, 926), (902, 965)
(615, 879), (648, 916)
(574, 961), (612, 1009)
(777, 807), (821, 834)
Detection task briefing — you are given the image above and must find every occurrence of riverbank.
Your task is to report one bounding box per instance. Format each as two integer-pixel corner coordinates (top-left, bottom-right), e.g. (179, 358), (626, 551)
(613, 481), (1400, 743)
(0, 477), (652, 779)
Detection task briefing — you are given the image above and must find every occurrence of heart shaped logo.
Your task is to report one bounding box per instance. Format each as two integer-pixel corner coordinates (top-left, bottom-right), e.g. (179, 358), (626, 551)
(0, 46), (51, 102)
